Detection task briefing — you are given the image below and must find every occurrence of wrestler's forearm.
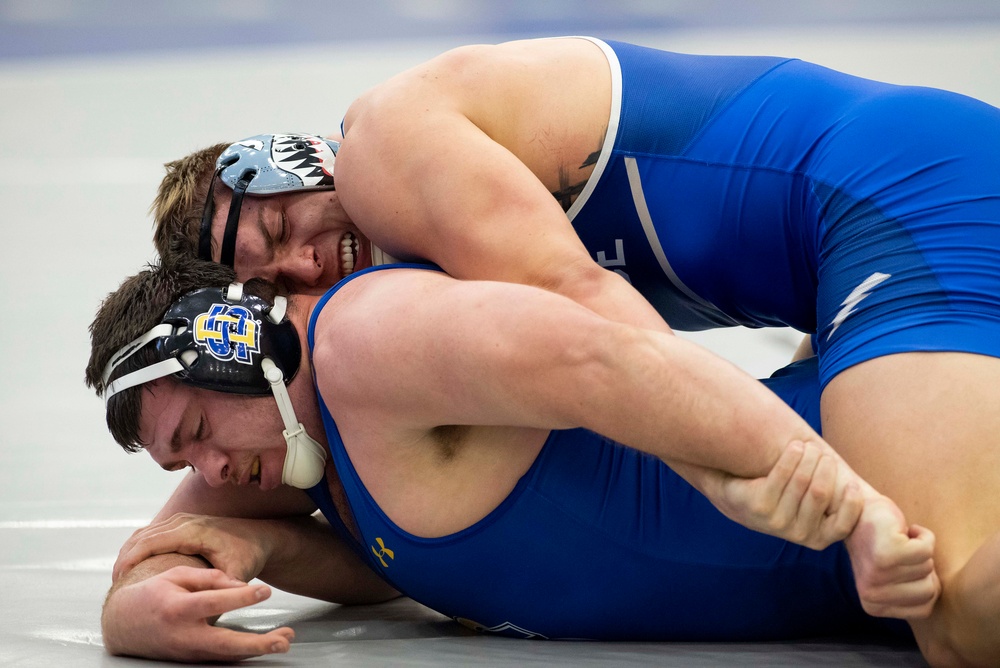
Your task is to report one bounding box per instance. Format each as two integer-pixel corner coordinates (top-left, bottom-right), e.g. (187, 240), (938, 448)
(587, 327), (813, 478)
(116, 514), (398, 607)
(592, 325), (897, 510)
(573, 274), (877, 493)
(544, 272), (879, 497)
(539, 270), (827, 479)
(254, 516), (399, 606)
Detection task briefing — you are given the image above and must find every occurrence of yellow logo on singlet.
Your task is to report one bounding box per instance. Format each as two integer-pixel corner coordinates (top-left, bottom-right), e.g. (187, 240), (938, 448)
(371, 537), (395, 568)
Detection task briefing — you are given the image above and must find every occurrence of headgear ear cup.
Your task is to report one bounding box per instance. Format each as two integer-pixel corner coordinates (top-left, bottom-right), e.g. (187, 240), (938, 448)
(262, 358), (326, 488)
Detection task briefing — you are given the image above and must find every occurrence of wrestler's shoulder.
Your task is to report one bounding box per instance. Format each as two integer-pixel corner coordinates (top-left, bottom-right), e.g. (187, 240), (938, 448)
(351, 37), (603, 109)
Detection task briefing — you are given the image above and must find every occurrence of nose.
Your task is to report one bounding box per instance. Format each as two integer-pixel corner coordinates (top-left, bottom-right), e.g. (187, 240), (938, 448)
(279, 245), (323, 290)
(189, 448), (232, 488)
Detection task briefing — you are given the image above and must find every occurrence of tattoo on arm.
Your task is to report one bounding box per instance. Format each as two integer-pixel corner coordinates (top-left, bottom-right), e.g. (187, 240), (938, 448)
(550, 134), (604, 211)
(551, 178), (587, 211)
(579, 149), (601, 169)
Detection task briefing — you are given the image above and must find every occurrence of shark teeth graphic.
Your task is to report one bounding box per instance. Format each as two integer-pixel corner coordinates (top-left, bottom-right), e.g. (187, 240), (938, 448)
(271, 133), (335, 188)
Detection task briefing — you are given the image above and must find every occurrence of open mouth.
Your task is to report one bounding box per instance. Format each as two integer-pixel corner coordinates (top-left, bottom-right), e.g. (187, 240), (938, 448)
(341, 232), (359, 277)
(250, 456), (261, 485)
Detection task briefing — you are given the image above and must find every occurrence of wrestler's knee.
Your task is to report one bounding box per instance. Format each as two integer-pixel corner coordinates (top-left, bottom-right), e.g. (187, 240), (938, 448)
(912, 530), (1000, 667)
(821, 353), (1000, 540)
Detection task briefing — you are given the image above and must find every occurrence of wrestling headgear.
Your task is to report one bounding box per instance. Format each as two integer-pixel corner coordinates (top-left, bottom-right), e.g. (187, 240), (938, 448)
(199, 133), (340, 267)
(101, 282), (327, 489)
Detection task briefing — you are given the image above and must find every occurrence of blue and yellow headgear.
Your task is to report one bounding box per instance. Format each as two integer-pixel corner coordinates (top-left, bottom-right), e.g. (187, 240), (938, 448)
(101, 282), (326, 489)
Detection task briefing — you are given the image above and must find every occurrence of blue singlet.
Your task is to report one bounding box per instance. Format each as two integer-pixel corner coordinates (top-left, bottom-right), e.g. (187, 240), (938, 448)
(570, 38), (1000, 388)
(304, 265), (907, 642)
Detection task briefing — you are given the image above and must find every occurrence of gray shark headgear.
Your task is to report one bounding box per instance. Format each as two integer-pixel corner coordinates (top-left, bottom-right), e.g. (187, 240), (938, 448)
(101, 282), (327, 489)
(199, 133), (340, 267)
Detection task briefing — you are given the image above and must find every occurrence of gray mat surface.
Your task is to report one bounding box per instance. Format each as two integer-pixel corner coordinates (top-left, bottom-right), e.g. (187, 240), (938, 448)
(0, 522), (926, 666)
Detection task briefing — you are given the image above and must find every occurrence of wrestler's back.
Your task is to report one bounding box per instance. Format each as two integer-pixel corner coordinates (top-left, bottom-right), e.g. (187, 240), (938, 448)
(570, 40), (1000, 343)
(343, 36), (612, 200)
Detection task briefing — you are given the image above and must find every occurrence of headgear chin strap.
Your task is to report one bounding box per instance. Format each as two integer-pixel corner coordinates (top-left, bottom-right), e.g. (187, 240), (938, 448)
(261, 359), (327, 488)
(102, 282), (327, 490)
(199, 133), (340, 267)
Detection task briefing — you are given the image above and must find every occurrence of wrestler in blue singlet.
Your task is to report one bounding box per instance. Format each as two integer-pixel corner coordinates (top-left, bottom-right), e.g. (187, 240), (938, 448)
(569, 38), (1000, 388)
(305, 265), (907, 642)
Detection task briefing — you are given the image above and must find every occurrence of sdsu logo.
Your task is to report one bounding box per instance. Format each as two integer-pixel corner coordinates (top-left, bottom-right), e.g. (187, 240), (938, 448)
(193, 304), (261, 364)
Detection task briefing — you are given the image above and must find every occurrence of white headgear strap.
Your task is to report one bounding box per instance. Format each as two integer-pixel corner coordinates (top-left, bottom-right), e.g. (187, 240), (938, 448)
(102, 324), (181, 406)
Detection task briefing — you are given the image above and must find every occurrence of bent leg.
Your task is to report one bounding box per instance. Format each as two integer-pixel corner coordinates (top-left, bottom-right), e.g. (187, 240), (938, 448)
(822, 351), (1000, 665)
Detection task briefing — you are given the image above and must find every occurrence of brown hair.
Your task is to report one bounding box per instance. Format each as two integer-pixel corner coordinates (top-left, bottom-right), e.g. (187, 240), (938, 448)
(150, 142), (231, 261)
(85, 259), (237, 451)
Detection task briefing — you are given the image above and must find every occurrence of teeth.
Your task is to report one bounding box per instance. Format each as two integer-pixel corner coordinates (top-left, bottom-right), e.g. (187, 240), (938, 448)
(341, 232), (358, 276)
(250, 457), (260, 480)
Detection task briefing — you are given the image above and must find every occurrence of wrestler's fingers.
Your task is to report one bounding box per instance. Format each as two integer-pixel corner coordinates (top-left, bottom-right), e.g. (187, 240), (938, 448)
(790, 442), (824, 505)
(802, 451), (838, 512)
(861, 555), (936, 589)
(759, 440), (807, 519)
(186, 626), (294, 662)
(114, 517), (198, 579)
(782, 450), (836, 546)
(862, 573), (940, 620)
(865, 599), (935, 621)
(771, 442), (823, 537)
(904, 524), (936, 559)
(889, 543), (936, 570)
(114, 526), (160, 580)
(195, 626), (295, 661)
(873, 525), (937, 569)
(816, 480), (863, 547)
(883, 559), (937, 585)
(167, 566), (246, 591)
(182, 582), (273, 620)
(116, 533), (196, 580)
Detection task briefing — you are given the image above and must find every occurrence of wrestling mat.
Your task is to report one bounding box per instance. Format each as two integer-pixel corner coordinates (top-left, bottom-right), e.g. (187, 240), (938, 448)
(4, 4), (998, 664)
(0, 521), (924, 666)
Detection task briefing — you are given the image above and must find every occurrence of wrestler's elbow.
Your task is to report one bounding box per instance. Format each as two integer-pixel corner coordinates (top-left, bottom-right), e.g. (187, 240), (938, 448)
(539, 258), (673, 333)
(535, 256), (620, 303)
